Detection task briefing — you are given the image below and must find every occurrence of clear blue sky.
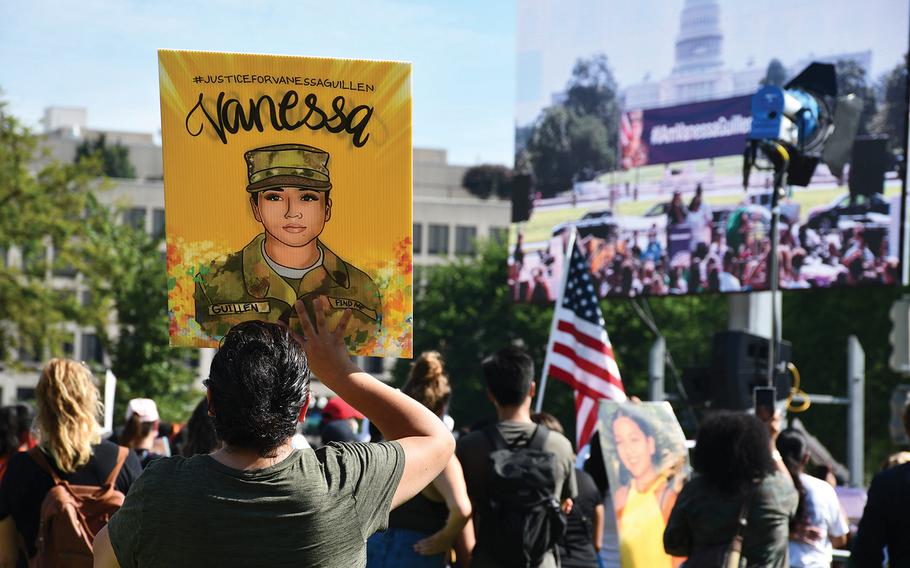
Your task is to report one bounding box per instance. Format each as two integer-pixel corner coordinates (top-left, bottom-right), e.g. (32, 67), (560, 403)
(0, 0), (517, 166)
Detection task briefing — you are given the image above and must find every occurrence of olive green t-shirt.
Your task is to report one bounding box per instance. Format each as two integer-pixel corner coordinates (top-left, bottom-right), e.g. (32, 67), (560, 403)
(107, 441), (405, 568)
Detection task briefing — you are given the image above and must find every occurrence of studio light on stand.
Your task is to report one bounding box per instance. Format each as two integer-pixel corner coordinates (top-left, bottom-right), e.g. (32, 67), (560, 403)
(742, 62), (863, 385)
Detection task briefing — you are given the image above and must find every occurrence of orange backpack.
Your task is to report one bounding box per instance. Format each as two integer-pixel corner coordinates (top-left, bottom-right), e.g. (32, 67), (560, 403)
(27, 446), (129, 568)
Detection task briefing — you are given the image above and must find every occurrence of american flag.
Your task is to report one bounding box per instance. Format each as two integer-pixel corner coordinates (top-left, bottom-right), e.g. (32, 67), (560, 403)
(546, 240), (626, 449)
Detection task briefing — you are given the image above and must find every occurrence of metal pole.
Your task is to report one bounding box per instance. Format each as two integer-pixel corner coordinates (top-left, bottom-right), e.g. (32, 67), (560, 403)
(767, 198), (781, 386)
(847, 335), (865, 488)
(648, 336), (666, 402)
(535, 228), (578, 413)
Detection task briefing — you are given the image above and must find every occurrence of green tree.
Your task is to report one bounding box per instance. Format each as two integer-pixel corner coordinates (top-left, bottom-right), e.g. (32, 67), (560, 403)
(0, 97), (194, 420)
(81, 202), (198, 422)
(761, 58), (788, 87)
(462, 164), (513, 200)
(0, 100), (108, 361)
(525, 106), (613, 196)
(836, 58), (878, 136)
(871, 55), (908, 153)
(523, 54), (620, 197)
(564, 54), (621, 131)
(75, 133), (136, 179)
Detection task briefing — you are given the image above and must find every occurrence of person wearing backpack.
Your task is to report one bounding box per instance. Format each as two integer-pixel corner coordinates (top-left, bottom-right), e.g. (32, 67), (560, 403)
(456, 347), (577, 568)
(0, 359), (142, 567)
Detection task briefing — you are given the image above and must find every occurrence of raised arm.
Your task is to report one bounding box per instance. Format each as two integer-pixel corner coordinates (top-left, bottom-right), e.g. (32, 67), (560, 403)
(291, 298), (454, 508)
(412, 456), (473, 556)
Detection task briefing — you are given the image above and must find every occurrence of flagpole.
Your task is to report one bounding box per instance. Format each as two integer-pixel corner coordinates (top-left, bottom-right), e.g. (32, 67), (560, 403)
(535, 226), (578, 413)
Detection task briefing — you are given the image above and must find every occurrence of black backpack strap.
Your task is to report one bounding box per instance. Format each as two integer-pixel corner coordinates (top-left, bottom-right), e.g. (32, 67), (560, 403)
(528, 425), (550, 451)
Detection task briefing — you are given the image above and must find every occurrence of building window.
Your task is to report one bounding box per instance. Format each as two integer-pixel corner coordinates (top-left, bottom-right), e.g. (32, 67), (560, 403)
(428, 224), (449, 255)
(152, 208), (166, 238)
(490, 227), (509, 245)
(51, 249), (78, 278)
(22, 244), (47, 277)
(413, 223), (423, 254)
(62, 333), (75, 358)
(16, 388), (36, 402)
(80, 333), (104, 363)
(125, 207), (146, 231)
(455, 226), (477, 256)
(18, 341), (41, 364)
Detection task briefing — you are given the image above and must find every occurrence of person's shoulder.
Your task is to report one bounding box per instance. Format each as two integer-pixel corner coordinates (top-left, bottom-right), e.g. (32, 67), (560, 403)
(456, 429), (491, 457)
(800, 472), (836, 497)
(761, 470), (795, 491)
(4, 448), (39, 476)
(543, 428), (575, 456)
(870, 461), (910, 488)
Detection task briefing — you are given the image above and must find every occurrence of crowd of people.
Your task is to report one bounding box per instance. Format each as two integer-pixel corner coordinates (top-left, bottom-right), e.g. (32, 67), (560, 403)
(0, 299), (907, 567)
(513, 185), (899, 302)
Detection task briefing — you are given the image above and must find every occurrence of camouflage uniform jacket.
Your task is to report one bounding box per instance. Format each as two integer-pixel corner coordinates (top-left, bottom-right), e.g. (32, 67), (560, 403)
(194, 234), (381, 349)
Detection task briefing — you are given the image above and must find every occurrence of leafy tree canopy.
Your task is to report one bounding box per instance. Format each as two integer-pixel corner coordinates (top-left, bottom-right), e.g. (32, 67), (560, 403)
(75, 133), (136, 179)
(462, 164), (513, 200)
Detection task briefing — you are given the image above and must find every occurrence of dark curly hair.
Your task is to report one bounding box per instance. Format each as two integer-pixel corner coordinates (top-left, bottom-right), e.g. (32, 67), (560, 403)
(693, 411), (776, 494)
(205, 321), (310, 457)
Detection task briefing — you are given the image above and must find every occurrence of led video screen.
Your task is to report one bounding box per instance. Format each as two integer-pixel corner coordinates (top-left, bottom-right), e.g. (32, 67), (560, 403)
(511, 0), (908, 301)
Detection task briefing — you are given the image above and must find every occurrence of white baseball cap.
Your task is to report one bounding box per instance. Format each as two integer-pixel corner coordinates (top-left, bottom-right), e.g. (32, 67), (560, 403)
(125, 398), (159, 422)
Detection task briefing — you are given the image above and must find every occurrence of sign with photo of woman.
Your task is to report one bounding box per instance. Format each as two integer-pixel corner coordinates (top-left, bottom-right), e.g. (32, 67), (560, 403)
(158, 49), (412, 357)
(597, 401), (690, 568)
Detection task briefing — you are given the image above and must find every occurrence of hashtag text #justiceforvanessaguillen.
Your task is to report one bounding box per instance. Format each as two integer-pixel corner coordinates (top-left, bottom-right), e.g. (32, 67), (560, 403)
(184, 91), (374, 147)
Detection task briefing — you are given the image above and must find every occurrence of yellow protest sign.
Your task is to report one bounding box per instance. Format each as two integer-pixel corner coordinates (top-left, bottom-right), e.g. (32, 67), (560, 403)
(159, 49), (412, 357)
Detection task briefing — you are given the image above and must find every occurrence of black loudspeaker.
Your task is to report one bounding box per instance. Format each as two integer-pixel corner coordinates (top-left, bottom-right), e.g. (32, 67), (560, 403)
(512, 174), (533, 223)
(709, 331), (792, 410)
(849, 136), (889, 197)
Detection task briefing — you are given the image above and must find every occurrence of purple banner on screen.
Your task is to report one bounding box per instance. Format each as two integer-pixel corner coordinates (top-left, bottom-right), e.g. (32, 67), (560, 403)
(621, 95), (752, 167)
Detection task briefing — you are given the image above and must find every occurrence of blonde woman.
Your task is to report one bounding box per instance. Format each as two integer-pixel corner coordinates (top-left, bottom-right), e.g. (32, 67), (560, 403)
(0, 359), (142, 565)
(368, 351), (473, 568)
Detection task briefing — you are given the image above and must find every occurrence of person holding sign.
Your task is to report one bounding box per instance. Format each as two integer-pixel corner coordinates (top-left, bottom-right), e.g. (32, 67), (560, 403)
(194, 143), (382, 349)
(610, 406), (684, 568)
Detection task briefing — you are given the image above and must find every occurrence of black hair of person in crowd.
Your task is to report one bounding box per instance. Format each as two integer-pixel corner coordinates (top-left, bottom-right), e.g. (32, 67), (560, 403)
(205, 321), (309, 457)
(776, 429), (811, 534)
(181, 398), (221, 457)
(13, 404), (35, 449)
(481, 346), (534, 406)
(691, 411), (777, 494)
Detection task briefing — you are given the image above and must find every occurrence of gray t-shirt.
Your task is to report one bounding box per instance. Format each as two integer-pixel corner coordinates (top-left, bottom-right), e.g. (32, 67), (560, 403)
(456, 421), (578, 568)
(107, 441), (405, 568)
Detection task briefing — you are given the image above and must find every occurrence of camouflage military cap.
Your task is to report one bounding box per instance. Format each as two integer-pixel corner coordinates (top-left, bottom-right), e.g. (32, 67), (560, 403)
(244, 143), (332, 193)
